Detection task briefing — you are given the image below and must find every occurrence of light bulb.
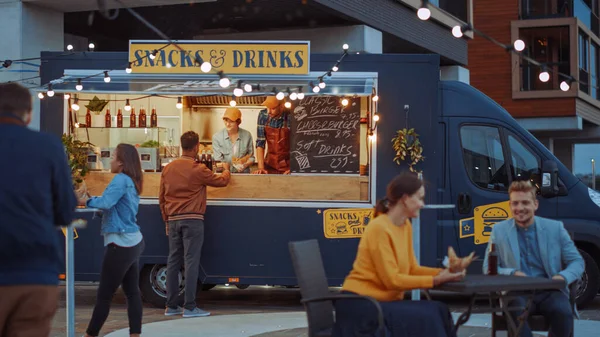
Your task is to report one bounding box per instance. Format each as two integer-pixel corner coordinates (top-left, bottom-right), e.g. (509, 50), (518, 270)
(76, 79), (83, 91)
(219, 77), (230, 88)
(104, 71), (111, 83)
(373, 95), (379, 102)
(343, 44), (349, 50)
(71, 103), (80, 111)
(176, 97), (183, 109)
(319, 81), (326, 89)
(369, 134), (376, 142)
(200, 62), (212, 73)
(284, 101), (292, 109)
(47, 90), (55, 97)
(417, 8), (431, 20)
(64, 93), (70, 100)
(290, 92), (298, 100)
(233, 88), (244, 97)
(539, 71), (550, 82)
(229, 99), (237, 107)
(67, 44), (74, 51)
(297, 92), (305, 100)
(332, 66), (339, 72)
(341, 98), (349, 106)
(560, 81), (570, 91)
(75, 122), (80, 128)
(166, 63), (172, 68)
(452, 25), (463, 38)
(373, 114), (380, 122)
(312, 86), (320, 93)
(149, 51), (156, 60)
(124, 105), (131, 111)
(38, 92), (44, 99)
(514, 39), (525, 52)
(276, 92), (285, 100)
(244, 84), (253, 92)
(126, 66), (132, 73)
(88, 42), (95, 50)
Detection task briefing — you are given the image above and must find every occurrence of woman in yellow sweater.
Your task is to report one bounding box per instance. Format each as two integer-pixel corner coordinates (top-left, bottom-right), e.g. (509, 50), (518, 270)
(333, 172), (464, 337)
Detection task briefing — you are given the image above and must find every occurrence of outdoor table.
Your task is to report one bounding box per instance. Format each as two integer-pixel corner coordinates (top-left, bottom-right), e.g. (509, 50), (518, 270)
(434, 274), (565, 336)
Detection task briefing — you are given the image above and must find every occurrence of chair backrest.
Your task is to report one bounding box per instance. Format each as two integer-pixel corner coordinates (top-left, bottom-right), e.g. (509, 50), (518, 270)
(288, 239), (335, 336)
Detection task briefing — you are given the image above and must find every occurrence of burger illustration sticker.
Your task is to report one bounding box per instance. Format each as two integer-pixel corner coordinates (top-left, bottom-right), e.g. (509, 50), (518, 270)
(459, 200), (512, 245)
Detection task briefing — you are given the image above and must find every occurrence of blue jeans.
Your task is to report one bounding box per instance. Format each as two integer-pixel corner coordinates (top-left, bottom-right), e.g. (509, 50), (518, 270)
(508, 290), (573, 337)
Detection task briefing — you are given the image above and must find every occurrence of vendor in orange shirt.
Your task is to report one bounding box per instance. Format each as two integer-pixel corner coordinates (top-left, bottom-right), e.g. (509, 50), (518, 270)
(334, 172), (464, 337)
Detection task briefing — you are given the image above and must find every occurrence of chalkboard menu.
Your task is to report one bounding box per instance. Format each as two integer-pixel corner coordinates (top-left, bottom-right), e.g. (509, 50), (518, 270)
(290, 96), (361, 174)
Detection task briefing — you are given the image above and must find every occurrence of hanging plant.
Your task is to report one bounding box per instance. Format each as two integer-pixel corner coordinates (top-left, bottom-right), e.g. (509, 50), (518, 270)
(61, 134), (94, 199)
(85, 96), (110, 115)
(392, 128), (424, 173)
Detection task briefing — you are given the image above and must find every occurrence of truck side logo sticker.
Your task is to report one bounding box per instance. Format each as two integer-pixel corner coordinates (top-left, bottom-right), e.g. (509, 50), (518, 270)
(459, 201), (511, 245)
(324, 208), (373, 239)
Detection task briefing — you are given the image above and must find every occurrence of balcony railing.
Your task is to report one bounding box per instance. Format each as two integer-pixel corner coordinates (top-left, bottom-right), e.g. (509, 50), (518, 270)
(521, 1), (600, 36)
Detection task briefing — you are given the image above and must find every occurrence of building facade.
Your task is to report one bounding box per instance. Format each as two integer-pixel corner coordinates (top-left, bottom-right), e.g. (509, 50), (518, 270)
(469, 0), (599, 187)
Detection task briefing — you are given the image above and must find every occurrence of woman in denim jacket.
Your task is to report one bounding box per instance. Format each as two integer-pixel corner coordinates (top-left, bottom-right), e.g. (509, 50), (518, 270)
(80, 143), (145, 337)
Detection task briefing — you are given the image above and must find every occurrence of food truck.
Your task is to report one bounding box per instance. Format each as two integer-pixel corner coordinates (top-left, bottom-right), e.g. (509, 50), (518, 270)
(39, 40), (600, 308)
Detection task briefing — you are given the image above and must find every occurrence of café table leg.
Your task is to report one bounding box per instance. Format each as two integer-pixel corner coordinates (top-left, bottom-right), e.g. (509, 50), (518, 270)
(499, 291), (536, 337)
(453, 295), (476, 335)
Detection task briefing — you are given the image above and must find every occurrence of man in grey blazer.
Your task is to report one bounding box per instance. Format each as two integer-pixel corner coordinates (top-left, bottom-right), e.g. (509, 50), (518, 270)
(483, 180), (584, 337)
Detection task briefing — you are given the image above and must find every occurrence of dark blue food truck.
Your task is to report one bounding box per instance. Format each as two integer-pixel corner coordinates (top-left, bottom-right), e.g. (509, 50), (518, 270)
(39, 40), (600, 308)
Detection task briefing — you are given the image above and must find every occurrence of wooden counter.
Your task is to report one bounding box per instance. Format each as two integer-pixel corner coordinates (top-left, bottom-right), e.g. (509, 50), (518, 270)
(84, 172), (370, 201)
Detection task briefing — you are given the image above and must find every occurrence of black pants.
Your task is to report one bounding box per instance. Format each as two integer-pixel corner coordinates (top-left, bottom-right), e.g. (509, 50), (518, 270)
(166, 219), (204, 310)
(508, 290), (573, 337)
(86, 239), (145, 337)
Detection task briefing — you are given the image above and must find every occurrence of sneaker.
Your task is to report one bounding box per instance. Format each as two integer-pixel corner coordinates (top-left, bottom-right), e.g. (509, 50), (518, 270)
(182, 307), (211, 318)
(164, 306), (184, 316)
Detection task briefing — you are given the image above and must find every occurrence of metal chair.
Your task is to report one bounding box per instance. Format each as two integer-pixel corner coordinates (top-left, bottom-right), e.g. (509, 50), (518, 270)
(491, 280), (579, 337)
(288, 239), (385, 337)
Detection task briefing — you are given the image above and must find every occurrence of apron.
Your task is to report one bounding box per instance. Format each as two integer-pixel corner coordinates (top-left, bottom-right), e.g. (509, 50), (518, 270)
(264, 113), (290, 174)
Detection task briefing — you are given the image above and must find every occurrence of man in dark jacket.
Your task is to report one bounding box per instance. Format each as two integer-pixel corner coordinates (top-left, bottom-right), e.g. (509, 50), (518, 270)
(0, 83), (77, 337)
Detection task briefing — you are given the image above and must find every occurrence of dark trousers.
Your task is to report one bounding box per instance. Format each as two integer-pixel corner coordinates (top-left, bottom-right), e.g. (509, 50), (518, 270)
(508, 290), (573, 337)
(0, 285), (58, 337)
(86, 239), (145, 337)
(166, 219), (204, 310)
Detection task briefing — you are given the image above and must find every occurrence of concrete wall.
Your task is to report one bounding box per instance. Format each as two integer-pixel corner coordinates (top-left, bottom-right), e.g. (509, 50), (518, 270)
(194, 25), (383, 54)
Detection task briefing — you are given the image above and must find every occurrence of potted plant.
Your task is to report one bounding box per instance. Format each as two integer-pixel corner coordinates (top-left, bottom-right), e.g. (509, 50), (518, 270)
(85, 96), (110, 127)
(392, 128), (424, 173)
(62, 134), (94, 200)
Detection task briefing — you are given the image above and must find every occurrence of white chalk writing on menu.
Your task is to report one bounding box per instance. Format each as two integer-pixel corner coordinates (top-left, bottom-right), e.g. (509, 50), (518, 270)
(290, 96), (360, 174)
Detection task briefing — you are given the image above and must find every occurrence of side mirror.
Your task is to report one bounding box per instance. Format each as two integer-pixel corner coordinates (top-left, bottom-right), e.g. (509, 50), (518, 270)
(541, 160), (559, 198)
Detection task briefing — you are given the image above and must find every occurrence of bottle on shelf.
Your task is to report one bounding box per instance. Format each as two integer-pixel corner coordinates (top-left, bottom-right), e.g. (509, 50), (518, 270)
(150, 106), (158, 127)
(105, 108), (111, 128)
(139, 106), (147, 128)
(85, 109), (92, 127)
(130, 107), (137, 128)
(487, 243), (498, 275)
(200, 151), (207, 166)
(206, 151), (213, 171)
(117, 109), (123, 128)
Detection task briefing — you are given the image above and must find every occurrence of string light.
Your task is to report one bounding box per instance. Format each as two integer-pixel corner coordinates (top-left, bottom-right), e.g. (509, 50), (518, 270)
(297, 87), (305, 100)
(244, 83), (253, 92)
(200, 61), (212, 73)
(276, 91), (285, 100)
(373, 113), (380, 122)
(218, 71), (230, 88)
(343, 44), (349, 50)
(233, 82), (244, 97)
(71, 97), (80, 111)
(88, 42), (95, 51)
(47, 84), (55, 97)
(76, 79), (83, 91)
(341, 98), (349, 106)
(124, 99), (131, 111)
(64, 93), (70, 100)
(149, 50), (157, 60)
(332, 65), (339, 72)
(513, 39), (526, 52)
(37, 92), (44, 99)
(176, 97), (183, 109)
(126, 62), (132, 73)
(284, 100), (292, 109)
(290, 92), (298, 100)
(452, 24), (472, 39)
(417, 1), (431, 21)
(373, 95), (379, 102)
(539, 67), (550, 82)
(103, 71), (111, 83)
(67, 44), (74, 51)
(318, 78), (326, 89)
(229, 96), (237, 107)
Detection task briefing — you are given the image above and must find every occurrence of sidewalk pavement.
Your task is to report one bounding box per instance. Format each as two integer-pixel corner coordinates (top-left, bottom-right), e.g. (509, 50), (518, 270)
(105, 311), (600, 337)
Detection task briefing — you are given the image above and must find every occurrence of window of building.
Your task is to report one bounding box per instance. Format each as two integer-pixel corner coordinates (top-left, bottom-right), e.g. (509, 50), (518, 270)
(520, 0), (570, 19)
(438, 0), (468, 22)
(519, 26), (570, 91)
(580, 30), (590, 94)
(592, 42), (599, 98)
(460, 125), (509, 191)
(575, 0), (593, 29)
(507, 133), (542, 187)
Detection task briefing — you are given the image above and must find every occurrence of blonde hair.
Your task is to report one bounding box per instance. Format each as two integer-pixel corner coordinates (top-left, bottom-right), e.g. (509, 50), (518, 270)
(508, 180), (536, 200)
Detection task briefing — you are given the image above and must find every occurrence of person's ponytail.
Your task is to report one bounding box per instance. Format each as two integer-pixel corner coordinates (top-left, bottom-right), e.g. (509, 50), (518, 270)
(374, 198), (390, 217)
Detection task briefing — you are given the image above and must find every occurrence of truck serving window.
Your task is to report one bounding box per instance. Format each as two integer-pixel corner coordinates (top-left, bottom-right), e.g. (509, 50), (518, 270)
(460, 125), (509, 191)
(507, 134), (542, 187)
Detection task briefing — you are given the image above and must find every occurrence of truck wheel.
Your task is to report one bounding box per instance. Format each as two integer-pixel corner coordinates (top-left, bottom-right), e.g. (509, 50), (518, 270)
(235, 284), (250, 290)
(575, 250), (600, 309)
(140, 264), (185, 308)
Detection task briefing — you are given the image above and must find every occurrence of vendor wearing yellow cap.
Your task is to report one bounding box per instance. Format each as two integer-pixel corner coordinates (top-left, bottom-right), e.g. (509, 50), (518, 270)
(254, 96), (291, 174)
(212, 107), (255, 173)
